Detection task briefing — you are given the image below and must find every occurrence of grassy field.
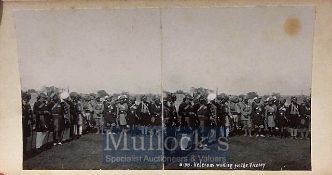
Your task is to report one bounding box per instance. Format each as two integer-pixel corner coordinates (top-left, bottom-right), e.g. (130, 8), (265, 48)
(165, 135), (311, 170)
(23, 132), (310, 170)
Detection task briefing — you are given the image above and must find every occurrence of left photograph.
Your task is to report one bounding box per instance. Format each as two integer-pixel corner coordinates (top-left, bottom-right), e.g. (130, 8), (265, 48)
(15, 9), (163, 170)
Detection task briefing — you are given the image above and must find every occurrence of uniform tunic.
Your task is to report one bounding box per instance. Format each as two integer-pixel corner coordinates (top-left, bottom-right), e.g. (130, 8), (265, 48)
(76, 102), (84, 126)
(51, 102), (65, 132)
(33, 101), (52, 132)
(229, 102), (241, 124)
(217, 103), (229, 127)
(94, 102), (105, 127)
(164, 102), (178, 128)
(163, 102), (178, 155)
(287, 103), (300, 128)
(241, 103), (252, 128)
(150, 103), (162, 126)
(179, 102), (199, 128)
(82, 101), (94, 126)
(137, 102), (151, 126)
(207, 102), (218, 127)
(299, 103), (311, 129)
(265, 105), (276, 128)
(104, 102), (116, 125)
(22, 103), (33, 138)
(127, 103), (138, 126)
(252, 102), (264, 127)
(64, 99), (75, 125)
(276, 105), (288, 128)
(197, 103), (208, 123)
(117, 103), (129, 126)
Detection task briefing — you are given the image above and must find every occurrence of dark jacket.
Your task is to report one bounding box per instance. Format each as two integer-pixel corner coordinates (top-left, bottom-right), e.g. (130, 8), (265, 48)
(33, 100), (53, 132)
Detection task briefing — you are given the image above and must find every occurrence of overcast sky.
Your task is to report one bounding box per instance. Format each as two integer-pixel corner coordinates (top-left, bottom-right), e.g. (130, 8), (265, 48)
(15, 6), (314, 95)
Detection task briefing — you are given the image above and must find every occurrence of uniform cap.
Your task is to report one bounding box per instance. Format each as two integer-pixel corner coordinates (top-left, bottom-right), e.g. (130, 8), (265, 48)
(207, 93), (216, 101)
(60, 91), (69, 100)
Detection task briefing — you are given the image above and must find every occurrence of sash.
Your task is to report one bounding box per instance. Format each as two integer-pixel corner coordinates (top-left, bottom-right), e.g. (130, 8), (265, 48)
(141, 102), (150, 114)
(290, 104), (299, 115)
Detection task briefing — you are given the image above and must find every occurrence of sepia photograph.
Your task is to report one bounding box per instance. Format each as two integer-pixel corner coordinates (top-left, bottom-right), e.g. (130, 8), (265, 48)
(16, 8), (163, 170)
(15, 6), (314, 170)
(161, 7), (314, 170)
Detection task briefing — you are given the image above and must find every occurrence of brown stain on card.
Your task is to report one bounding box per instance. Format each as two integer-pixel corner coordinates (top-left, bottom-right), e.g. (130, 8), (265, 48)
(284, 17), (301, 36)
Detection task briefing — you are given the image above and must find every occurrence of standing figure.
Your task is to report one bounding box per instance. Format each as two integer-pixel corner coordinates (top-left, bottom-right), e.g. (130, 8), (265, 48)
(33, 93), (52, 152)
(196, 96), (209, 148)
(178, 95), (196, 150)
(116, 95), (129, 133)
(137, 95), (151, 135)
(252, 97), (265, 137)
(287, 96), (300, 139)
(22, 92), (33, 156)
(68, 93), (84, 138)
(178, 96), (189, 129)
(75, 98), (84, 138)
(188, 95), (200, 148)
(149, 97), (162, 135)
(60, 92), (71, 142)
(127, 97), (139, 135)
(276, 101), (288, 138)
(94, 97), (105, 134)
(229, 97), (241, 136)
(206, 93), (218, 145)
(63, 96), (75, 139)
(163, 93), (179, 156)
(299, 98), (311, 139)
(51, 95), (68, 145)
(103, 96), (116, 134)
(217, 95), (231, 140)
(178, 95), (192, 150)
(82, 96), (94, 134)
(178, 94), (199, 150)
(179, 95), (198, 131)
(241, 97), (252, 137)
(265, 98), (277, 137)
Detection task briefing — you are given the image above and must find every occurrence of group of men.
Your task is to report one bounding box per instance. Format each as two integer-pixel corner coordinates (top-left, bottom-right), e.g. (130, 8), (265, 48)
(22, 90), (311, 156)
(22, 91), (162, 156)
(163, 93), (311, 150)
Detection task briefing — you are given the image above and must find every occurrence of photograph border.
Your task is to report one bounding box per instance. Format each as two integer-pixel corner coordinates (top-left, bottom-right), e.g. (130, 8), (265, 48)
(0, 0), (331, 174)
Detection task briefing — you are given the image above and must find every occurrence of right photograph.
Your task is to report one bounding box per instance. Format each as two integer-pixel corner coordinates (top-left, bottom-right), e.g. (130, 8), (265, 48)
(161, 6), (314, 170)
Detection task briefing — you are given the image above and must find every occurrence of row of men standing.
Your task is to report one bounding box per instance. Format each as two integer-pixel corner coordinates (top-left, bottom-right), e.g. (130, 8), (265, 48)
(22, 91), (162, 155)
(91, 95), (162, 135)
(163, 93), (311, 151)
(22, 92), (88, 154)
(22, 90), (310, 155)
